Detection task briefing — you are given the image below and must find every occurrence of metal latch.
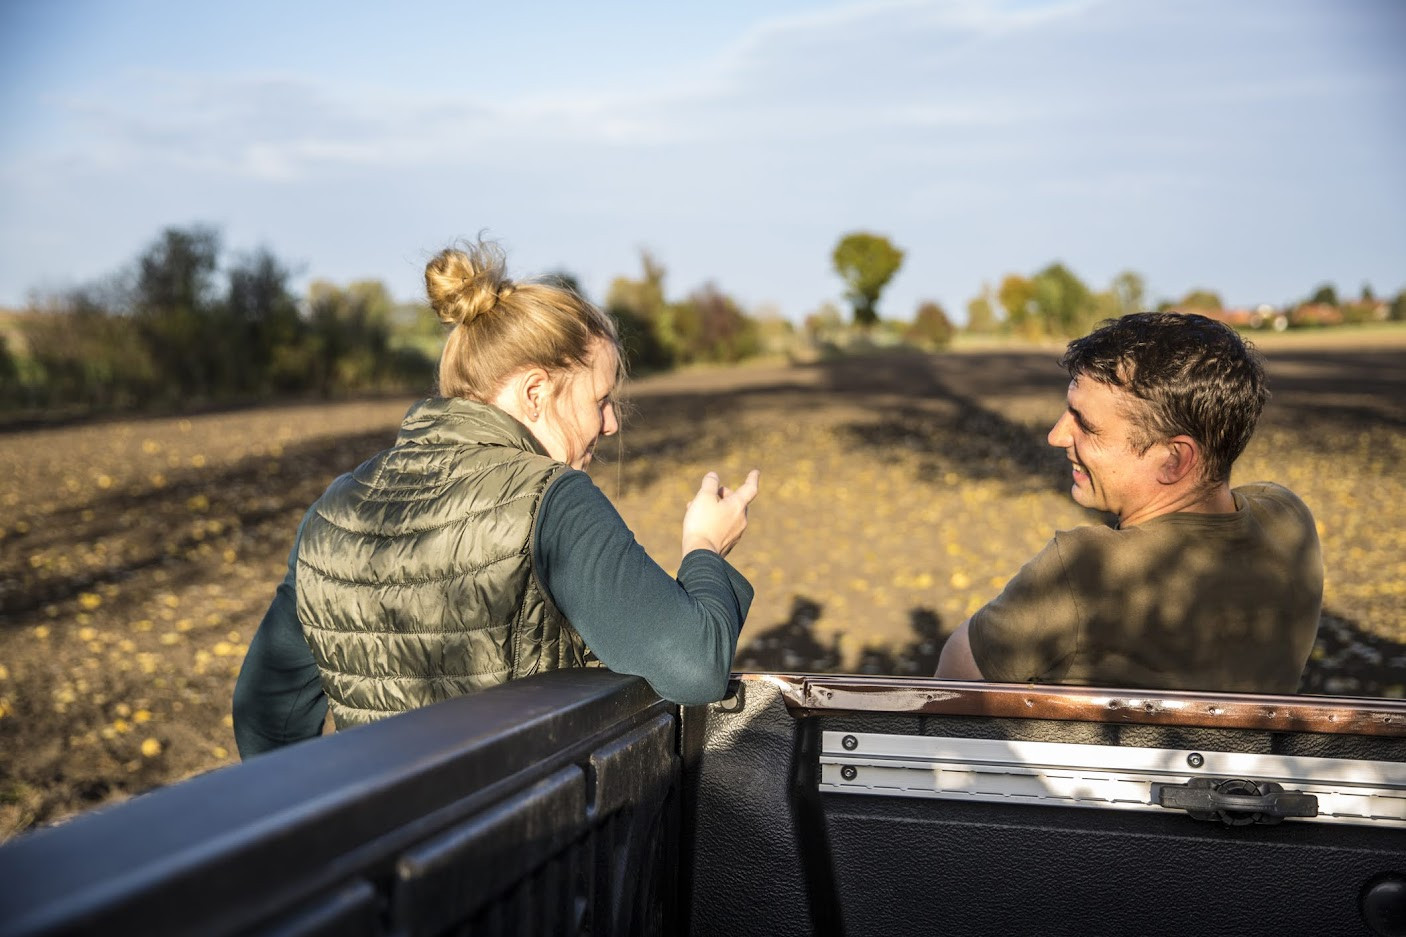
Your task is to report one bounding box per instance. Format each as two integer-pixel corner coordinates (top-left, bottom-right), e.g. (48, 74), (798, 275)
(1152, 778), (1319, 826)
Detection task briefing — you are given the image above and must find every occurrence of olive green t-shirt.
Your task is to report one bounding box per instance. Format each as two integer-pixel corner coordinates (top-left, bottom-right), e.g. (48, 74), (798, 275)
(967, 483), (1323, 694)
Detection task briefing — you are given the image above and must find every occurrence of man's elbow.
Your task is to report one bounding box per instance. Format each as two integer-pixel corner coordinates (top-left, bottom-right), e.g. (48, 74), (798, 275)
(935, 618), (985, 681)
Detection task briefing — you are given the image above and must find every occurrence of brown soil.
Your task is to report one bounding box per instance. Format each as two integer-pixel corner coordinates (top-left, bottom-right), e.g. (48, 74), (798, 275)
(2, 341), (1403, 840)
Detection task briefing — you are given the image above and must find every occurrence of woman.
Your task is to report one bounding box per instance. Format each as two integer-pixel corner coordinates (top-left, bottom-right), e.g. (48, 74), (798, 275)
(232, 241), (759, 757)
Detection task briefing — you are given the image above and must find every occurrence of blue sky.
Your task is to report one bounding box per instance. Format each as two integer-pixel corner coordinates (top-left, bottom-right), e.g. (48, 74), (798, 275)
(2, 0), (1403, 322)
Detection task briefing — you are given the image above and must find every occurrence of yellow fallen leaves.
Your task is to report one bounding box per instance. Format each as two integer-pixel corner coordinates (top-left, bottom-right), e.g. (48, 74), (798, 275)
(0, 352), (1401, 841)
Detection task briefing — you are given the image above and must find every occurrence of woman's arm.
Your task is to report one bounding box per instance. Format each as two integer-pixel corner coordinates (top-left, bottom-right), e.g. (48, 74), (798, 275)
(231, 510), (328, 758)
(535, 470), (756, 704)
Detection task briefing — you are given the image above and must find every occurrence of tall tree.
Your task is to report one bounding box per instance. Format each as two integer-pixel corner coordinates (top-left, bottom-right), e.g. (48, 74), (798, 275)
(1111, 270), (1146, 316)
(540, 270), (585, 298)
(132, 225), (222, 397)
(1177, 288), (1224, 312)
(1308, 283), (1339, 307)
(225, 248), (302, 393)
(605, 251), (672, 371)
(670, 283), (758, 363)
(832, 232), (904, 329)
(1031, 263), (1097, 337)
(965, 292), (997, 333)
(997, 274), (1036, 331)
(909, 300), (955, 348)
(306, 280), (394, 395)
(804, 302), (844, 342)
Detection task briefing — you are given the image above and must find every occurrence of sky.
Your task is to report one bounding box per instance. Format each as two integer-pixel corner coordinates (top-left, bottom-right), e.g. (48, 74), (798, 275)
(1, 0), (1403, 323)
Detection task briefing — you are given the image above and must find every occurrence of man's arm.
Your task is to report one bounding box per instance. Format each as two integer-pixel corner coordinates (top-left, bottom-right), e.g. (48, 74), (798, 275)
(936, 536), (1083, 684)
(935, 618), (985, 680)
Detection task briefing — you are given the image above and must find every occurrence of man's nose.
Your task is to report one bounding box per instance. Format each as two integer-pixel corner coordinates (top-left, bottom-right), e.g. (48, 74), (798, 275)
(1047, 412), (1073, 448)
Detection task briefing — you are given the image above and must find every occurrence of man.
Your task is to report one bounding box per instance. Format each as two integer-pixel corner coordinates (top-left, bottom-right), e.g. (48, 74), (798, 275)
(936, 312), (1322, 694)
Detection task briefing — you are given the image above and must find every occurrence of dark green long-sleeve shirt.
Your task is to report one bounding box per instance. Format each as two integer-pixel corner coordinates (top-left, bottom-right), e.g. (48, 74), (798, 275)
(232, 469), (753, 758)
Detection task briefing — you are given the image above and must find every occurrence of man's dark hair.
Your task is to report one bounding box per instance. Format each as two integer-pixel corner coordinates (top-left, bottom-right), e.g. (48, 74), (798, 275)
(1059, 312), (1268, 485)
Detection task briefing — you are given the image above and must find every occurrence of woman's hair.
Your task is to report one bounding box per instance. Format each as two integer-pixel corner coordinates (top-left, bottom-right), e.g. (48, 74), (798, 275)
(425, 239), (623, 400)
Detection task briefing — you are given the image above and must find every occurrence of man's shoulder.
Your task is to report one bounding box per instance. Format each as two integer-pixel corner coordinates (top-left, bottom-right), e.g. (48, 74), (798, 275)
(1049, 519), (1123, 552)
(1232, 481), (1316, 525)
(1234, 480), (1307, 506)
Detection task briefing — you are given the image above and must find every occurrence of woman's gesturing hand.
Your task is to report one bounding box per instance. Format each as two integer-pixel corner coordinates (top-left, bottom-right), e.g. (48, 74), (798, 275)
(681, 469), (761, 558)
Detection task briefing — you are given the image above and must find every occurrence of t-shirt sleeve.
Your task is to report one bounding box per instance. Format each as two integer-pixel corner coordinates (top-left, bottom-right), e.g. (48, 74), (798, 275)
(232, 508), (328, 758)
(534, 470), (754, 704)
(966, 536), (1082, 683)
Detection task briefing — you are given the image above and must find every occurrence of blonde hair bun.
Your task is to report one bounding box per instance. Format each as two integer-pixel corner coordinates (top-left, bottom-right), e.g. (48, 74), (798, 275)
(425, 241), (515, 327)
(426, 236), (623, 403)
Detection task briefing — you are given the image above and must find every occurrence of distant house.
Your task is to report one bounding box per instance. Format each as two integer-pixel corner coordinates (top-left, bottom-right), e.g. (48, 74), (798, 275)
(1290, 303), (1343, 328)
(1179, 305), (1288, 331)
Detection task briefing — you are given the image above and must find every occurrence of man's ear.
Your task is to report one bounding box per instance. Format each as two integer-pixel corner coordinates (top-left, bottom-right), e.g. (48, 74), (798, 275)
(1158, 435), (1201, 485)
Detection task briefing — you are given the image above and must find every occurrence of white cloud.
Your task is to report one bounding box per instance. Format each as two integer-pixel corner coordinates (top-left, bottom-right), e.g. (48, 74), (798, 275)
(1, 0), (1402, 312)
(23, 0), (1139, 184)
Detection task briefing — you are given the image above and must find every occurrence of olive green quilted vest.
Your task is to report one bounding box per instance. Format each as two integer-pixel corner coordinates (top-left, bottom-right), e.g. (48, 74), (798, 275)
(295, 397), (589, 728)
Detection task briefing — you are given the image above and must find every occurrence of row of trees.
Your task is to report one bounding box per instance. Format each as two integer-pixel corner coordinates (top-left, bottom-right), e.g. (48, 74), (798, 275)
(0, 226), (435, 414)
(826, 231), (1124, 345)
(965, 265), (1144, 340)
(826, 230), (1406, 341)
(604, 254), (767, 371)
(4, 224), (1401, 417)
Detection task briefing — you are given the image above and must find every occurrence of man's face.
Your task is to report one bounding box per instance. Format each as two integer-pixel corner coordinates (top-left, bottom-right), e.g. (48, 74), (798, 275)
(1046, 376), (1166, 525)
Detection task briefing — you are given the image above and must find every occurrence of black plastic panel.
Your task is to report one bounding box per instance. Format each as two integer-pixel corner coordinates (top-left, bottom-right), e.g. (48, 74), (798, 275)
(0, 670), (675, 937)
(685, 678), (1406, 937)
(242, 881), (382, 937)
(393, 767), (588, 936)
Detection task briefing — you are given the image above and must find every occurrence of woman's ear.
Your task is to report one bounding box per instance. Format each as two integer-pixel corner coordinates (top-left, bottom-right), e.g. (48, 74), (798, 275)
(518, 368), (552, 422)
(490, 367), (552, 424)
(1158, 436), (1200, 485)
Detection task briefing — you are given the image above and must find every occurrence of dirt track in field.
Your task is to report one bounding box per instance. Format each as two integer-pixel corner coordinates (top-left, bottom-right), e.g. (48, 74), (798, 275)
(2, 338), (1404, 838)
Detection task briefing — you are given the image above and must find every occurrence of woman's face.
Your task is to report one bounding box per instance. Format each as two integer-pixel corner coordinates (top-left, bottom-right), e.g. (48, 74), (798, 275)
(537, 338), (621, 469)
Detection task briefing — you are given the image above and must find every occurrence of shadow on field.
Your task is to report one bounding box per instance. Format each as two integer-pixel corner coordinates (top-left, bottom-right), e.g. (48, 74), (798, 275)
(1300, 609), (1406, 698)
(735, 599), (1406, 698)
(615, 349), (1070, 495)
(823, 352), (1069, 495)
(0, 427), (397, 621)
(734, 594), (945, 676)
(1260, 348), (1406, 433)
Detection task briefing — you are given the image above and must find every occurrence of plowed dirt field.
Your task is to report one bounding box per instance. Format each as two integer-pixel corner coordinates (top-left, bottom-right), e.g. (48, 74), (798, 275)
(2, 338), (1403, 839)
